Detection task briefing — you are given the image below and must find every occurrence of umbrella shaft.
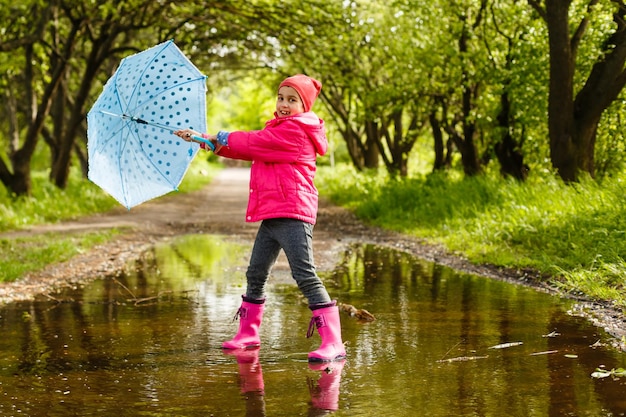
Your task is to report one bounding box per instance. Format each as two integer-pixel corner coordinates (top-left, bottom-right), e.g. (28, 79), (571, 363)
(99, 110), (177, 131)
(125, 114), (176, 131)
(131, 116), (148, 125)
(97, 110), (212, 149)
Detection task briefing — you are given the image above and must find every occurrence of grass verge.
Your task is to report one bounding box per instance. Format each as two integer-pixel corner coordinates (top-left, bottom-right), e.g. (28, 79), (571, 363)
(317, 164), (626, 309)
(0, 231), (120, 282)
(0, 158), (220, 283)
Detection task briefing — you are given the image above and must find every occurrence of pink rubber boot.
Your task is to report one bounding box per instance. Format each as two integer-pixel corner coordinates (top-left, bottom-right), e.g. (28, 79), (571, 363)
(307, 301), (346, 362)
(222, 296), (265, 350)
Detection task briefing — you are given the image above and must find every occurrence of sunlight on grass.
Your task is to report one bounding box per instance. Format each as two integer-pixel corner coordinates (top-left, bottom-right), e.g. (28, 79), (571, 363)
(0, 158), (220, 233)
(317, 164), (626, 308)
(0, 157), (220, 283)
(0, 231), (119, 283)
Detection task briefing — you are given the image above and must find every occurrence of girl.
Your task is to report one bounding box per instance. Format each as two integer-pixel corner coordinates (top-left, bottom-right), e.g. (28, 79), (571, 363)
(174, 74), (345, 362)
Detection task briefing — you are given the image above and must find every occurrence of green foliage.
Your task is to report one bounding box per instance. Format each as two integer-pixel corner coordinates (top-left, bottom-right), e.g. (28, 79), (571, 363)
(2, 0), (626, 193)
(0, 157), (219, 283)
(0, 158), (219, 233)
(317, 164), (626, 307)
(0, 169), (119, 232)
(0, 231), (117, 283)
(207, 74), (276, 133)
(596, 98), (626, 179)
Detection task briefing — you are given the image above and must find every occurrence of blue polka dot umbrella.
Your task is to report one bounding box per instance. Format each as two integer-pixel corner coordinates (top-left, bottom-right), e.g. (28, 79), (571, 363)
(87, 40), (212, 209)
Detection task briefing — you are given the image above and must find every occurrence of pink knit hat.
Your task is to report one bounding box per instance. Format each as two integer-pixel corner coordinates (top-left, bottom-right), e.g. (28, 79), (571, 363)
(279, 74), (322, 112)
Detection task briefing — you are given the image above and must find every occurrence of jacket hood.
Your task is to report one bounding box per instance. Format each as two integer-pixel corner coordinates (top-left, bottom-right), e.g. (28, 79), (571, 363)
(269, 111), (328, 156)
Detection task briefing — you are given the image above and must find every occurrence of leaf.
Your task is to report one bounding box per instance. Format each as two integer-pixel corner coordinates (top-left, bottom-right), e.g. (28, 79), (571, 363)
(590, 367), (626, 379)
(529, 350), (558, 356)
(591, 370), (612, 379)
(436, 355), (489, 363)
(488, 341), (524, 350)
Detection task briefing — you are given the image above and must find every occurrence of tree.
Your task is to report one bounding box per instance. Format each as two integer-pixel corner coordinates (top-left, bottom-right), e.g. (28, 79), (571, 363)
(529, 0), (626, 182)
(275, 1), (383, 171)
(414, 0), (492, 177)
(0, 1), (58, 196)
(0, 0), (176, 195)
(276, 1), (432, 176)
(0, 0), (303, 196)
(484, 1), (543, 180)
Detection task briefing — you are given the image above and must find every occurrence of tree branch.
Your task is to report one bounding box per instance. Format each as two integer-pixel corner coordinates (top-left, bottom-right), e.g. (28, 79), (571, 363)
(571, 0), (601, 56)
(527, 0), (547, 21)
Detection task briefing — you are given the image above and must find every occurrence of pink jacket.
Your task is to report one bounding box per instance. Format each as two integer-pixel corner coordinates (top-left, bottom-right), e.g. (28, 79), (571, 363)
(215, 111), (328, 224)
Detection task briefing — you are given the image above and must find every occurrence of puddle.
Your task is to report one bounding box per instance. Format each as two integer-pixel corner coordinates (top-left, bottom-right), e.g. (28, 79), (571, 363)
(0, 236), (625, 416)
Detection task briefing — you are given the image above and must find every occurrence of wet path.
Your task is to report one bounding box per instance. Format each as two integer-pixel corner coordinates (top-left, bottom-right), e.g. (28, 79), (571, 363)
(1, 237), (625, 416)
(0, 168), (352, 305)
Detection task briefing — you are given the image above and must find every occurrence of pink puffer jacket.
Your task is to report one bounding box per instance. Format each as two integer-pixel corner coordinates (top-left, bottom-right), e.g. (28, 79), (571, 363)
(215, 111), (328, 224)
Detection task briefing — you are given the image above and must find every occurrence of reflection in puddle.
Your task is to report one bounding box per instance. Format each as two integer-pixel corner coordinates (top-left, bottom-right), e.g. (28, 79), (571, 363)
(0, 236), (624, 416)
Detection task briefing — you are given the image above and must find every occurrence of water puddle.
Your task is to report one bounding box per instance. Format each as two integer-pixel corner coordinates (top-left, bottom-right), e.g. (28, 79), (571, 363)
(0, 236), (625, 416)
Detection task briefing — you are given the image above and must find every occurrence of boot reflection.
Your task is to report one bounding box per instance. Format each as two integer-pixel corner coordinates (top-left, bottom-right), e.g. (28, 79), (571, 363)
(224, 348), (266, 417)
(307, 359), (346, 416)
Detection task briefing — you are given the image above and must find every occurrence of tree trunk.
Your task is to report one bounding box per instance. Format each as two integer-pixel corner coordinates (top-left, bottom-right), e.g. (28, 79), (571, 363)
(363, 120), (380, 169)
(571, 2), (626, 179)
(321, 89), (376, 171)
(50, 18), (87, 189)
(430, 111), (446, 172)
(345, 128), (366, 170)
(541, 0), (626, 183)
(545, 0), (577, 181)
(454, 133), (481, 176)
(494, 90), (528, 180)
(448, 7), (483, 177)
(0, 11), (72, 196)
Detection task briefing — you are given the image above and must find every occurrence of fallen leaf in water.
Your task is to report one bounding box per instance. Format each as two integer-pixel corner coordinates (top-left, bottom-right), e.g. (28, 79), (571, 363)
(590, 340), (605, 348)
(591, 370), (612, 379)
(338, 303), (376, 321)
(437, 355), (489, 363)
(530, 350), (558, 356)
(488, 341), (524, 350)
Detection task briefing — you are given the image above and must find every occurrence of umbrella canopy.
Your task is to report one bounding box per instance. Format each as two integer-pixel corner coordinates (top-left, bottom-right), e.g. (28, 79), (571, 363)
(87, 40), (207, 209)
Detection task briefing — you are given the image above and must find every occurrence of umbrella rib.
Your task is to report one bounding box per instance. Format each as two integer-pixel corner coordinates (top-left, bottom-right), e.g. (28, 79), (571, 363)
(112, 69), (128, 120)
(117, 118), (138, 208)
(91, 114), (135, 153)
(120, 41), (174, 118)
(126, 75), (207, 131)
(126, 119), (189, 191)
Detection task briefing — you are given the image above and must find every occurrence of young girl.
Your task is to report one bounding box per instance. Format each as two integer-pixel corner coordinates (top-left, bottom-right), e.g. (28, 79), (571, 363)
(174, 74), (345, 362)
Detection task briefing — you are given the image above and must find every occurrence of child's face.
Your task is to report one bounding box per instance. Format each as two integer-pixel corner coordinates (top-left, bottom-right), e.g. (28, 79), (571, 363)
(276, 86), (305, 117)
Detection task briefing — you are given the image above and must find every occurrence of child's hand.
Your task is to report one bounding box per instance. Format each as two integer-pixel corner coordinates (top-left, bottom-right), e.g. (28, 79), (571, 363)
(199, 134), (219, 152)
(174, 129), (202, 142)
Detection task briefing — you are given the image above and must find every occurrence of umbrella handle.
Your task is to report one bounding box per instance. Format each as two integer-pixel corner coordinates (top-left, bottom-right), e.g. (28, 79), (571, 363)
(192, 135), (215, 151)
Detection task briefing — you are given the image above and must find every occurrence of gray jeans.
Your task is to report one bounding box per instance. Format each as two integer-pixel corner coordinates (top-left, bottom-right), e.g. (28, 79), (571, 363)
(245, 218), (331, 305)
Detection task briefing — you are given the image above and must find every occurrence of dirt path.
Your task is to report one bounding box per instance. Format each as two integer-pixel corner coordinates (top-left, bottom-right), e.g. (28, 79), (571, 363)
(2, 167), (625, 342)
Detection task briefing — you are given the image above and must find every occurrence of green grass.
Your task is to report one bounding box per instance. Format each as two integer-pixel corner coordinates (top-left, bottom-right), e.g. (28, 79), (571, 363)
(0, 158), (220, 233)
(0, 231), (119, 282)
(0, 157), (220, 283)
(317, 164), (626, 308)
